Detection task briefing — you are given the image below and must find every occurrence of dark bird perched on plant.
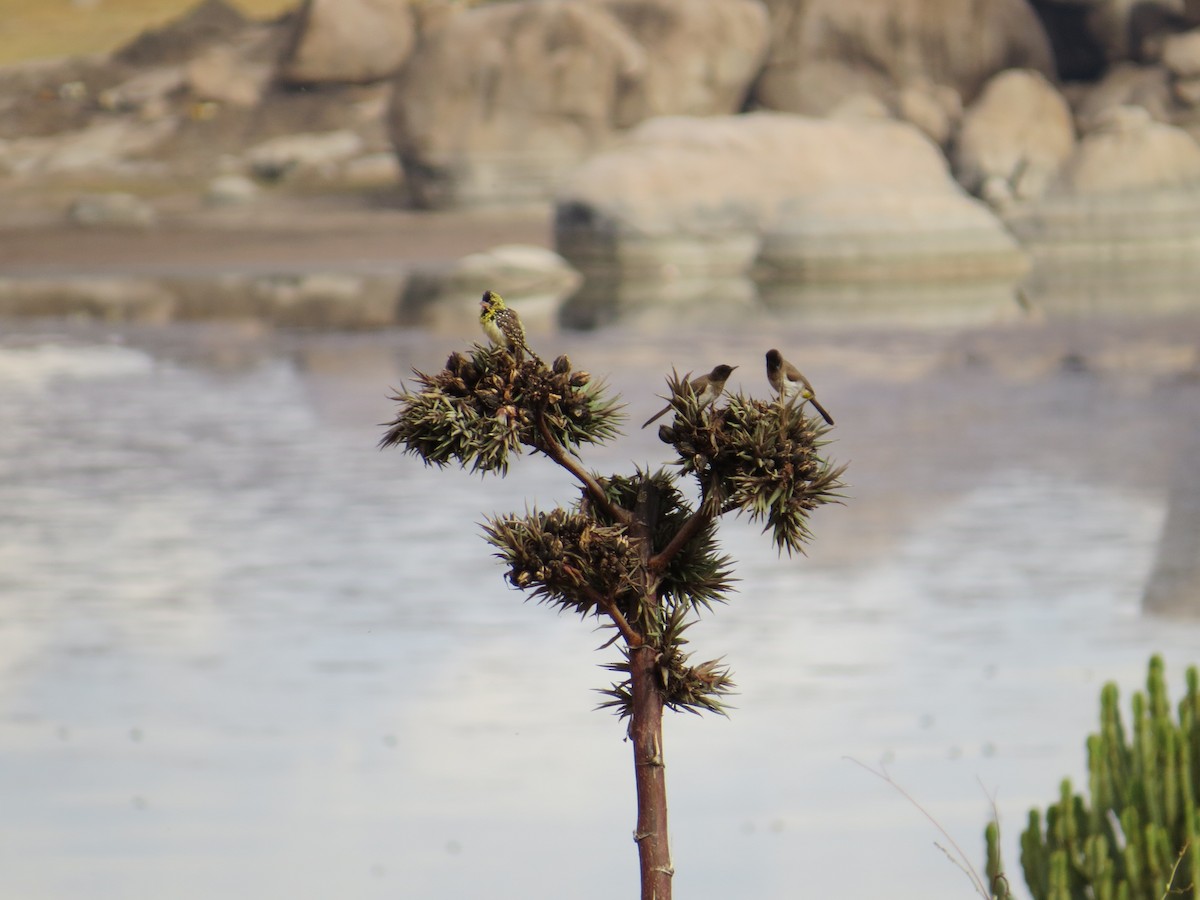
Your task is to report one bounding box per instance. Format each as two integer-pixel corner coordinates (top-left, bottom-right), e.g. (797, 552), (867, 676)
(479, 289), (541, 364)
(765, 349), (834, 426)
(642, 364), (737, 428)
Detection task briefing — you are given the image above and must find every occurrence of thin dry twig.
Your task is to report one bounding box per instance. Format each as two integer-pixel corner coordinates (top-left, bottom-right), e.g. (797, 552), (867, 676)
(847, 757), (992, 900)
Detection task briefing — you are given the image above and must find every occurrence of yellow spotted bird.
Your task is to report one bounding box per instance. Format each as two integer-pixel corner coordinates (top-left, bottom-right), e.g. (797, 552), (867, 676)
(765, 349), (834, 425)
(479, 290), (541, 364)
(642, 364), (737, 428)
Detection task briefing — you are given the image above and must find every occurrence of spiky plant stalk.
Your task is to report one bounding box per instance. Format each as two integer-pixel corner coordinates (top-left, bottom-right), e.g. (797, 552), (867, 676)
(381, 345), (844, 899)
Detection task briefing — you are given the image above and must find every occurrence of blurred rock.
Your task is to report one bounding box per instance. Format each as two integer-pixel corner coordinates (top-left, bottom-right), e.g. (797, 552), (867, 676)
(341, 152), (402, 186)
(766, 59), (889, 119)
(400, 244), (581, 330)
(1074, 62), (1174, 129)
(245, 130), (365, 181)
(115, 0), (249, 67)
(168, 274), (404, 328)
(279, 0), (417, 85)
(67, 192), (158, 228)
(186, 44), (272, 108)
(1162, 27), (1200, 77)
(761, 188), (1028, 284)
(204, 173), (260, 206)
(1055, 104), (1200, 193)
(0, 113), (176, 176)
(1003, 102), (1200, 264)
(953, 69), (1076, 206)
(1144, 422), (1200, 616)
(604, 0), (769, 127)
(97, 66), (186, 114)
(1173, 74), (1200, 106)
(389, 0), (639, 209)
(895, 79), (963, 147)
(0, 278), (174, 321)
(555, 113), (1027, 288)
(250, 273), (400, 328)
(827, 91), (892, 121)
(389, 0), (767, 208)
(752, 0), (1054, 115)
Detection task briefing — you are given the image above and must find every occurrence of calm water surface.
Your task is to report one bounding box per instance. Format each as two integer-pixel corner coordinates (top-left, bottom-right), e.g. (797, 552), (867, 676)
(1, 308), (1198, 899)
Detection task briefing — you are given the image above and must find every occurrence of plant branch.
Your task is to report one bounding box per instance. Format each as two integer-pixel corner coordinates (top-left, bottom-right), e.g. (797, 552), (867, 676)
(648, 506), (714, 575)
(562, 564), (643, 648)
(536, 413), (632, 526)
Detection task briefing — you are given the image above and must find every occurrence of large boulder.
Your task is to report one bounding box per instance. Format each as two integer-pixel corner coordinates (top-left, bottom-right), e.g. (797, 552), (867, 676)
(279, 0), (417, 86)
(603, 0), (769, 126)
(1004, 106), (1200, 262)
(1161, 26), (1200, 77)
(952, 68), (1076, 208)
(388, 0), (768, 208)
(752, 0), (1055, 116)
(554, 112), (1028, 289)
(1055, 104), (1200, 193)
(1074, 62), (1175, 130)
(186, 43), (273, 108)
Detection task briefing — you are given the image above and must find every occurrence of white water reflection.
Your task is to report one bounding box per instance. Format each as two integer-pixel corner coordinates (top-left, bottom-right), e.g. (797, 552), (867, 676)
(0, 315), (1198, 900)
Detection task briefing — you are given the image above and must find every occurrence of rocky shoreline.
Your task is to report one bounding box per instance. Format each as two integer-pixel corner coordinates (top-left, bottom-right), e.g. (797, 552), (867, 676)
(6, 0), (1200, 324)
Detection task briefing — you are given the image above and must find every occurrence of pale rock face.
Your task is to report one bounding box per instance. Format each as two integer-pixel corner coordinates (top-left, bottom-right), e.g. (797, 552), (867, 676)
(1053, 105), (1200, 194)
(0, 278), (175, 322)
(1162, 28), (1200, 77)
(752, 0), (1055, 114)
(186, 44), (272, 108)
(97, 66), (187, 115)
(205, 173), (260, 207)
(67, 192), (158, 228)
(388, 0), (769, 208)
(244, 131), (366, 181)
(554, 113), (1028, 284)
(0, 120), (177, 177)
(279, 0), (417, 86)
(896, 79), (964, 147)
(953, 69), (1077, 205)
(603, 0), (770, 127)
(1074, 63), (1175, 131)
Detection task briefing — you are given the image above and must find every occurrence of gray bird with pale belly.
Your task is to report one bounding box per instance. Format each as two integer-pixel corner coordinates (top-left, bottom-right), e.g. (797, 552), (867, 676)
(642, 364), (737, 428)
(765, 349), (834, 426)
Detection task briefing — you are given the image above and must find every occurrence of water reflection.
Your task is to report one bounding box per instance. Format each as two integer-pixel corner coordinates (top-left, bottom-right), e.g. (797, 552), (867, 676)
(0, 307), (1198, 900)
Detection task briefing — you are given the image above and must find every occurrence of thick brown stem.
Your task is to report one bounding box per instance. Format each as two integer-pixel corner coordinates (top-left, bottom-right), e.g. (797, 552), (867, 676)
(535, 414), (632, 526)
(560, 565), (643, 648)
(627, 479), (671, 898)
(648, 506), (712, 575)
(629, 644), (672, 900)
